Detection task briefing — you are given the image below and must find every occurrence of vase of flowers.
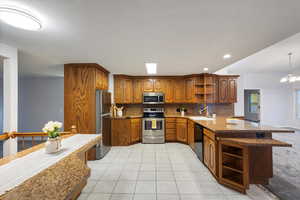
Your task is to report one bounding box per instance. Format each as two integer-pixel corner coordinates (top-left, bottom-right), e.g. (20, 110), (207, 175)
(43, 121), (63, 154)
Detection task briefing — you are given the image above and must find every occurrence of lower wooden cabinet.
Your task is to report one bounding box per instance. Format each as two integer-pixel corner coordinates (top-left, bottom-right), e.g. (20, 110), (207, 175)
(176, 118), (188, 143)
(111, 118), (141, 146)
(204, 135), (217, 176)
(166, 118), (176, 142)
(111, 119), (131, 146)
(131, 118), (141, 143)
(187, 120), (195, 149)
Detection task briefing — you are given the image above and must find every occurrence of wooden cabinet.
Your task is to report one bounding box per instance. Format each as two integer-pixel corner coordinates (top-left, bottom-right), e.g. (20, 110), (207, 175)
(174, 79), (185, 103)
(185, 78), (195, 103)
(133, 79), (143, 103)
(204, 135), (217, 176)
(143, 79), (154, 92)
(95, 68), (109, 90)
(114, 76), (133, 104)
(113, 74), (238, 104)
(228, 78), (237, 103)
(154, 79), (165, 92)
(165, 118), (176, 141)
(218, 76), (238, 103)
(176, 118), (187, 143)
(124, 79), (133, 103)
(64, 63), (109, 133)
(187, 120), (195, 149)
(164, 79), (174, 103)
(131, 118), (141, 143)
(111, 119), (131, 146)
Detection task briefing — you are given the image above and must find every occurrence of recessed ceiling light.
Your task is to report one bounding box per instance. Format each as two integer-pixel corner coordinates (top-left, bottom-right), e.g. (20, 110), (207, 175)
(203, 67), (208, 71)
(223, 54), (232, 59)
(145, 63), (157, 74)
(0, 6), (42, 31)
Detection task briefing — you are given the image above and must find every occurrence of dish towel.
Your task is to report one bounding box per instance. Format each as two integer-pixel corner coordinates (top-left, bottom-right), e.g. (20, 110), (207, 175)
(151, 119), (157, 129)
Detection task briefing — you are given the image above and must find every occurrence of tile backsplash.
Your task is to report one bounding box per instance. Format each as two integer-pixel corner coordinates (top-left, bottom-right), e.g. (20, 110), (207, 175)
(118, 103), (234, 117)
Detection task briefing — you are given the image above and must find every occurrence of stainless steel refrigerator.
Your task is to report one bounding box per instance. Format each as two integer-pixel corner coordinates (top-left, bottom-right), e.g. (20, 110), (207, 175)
(95, 90), (111, 159)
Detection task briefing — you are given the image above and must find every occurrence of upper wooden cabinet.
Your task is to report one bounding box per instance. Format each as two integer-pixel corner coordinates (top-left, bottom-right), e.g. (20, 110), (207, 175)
(143, 79), (154, 92)
(64, 63), (109, 133)
(114, 76), (133, 104)
(133, 79), (143, 103)
(218, 76), (238, 103)
(185, 78), (195, 103)
(154, 79), (165, 92)
(95, 68), (109, 90)
(164, 79), (174, 103)
(113, 74), (238, 104)
(174, 79), (185, 103)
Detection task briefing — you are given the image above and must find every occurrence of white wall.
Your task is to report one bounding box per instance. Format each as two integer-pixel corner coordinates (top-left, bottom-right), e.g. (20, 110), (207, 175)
(18, 77), (64, 132)
(234, 73), (292, 127)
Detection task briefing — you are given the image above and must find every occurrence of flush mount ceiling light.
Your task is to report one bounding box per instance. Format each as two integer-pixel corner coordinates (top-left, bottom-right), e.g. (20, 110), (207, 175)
(280, 53), (300, 83)
(0, 6), (42, 30)
(145, 63), (157, 74)
(203, 67), (209, 71)
(223, 54), (232, 59)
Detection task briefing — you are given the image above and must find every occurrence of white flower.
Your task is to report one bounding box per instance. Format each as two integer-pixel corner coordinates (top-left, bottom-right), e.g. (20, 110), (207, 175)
(42, 121), (62, 132)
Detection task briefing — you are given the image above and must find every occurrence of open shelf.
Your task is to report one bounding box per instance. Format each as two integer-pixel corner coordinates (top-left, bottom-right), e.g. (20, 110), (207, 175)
(222, 145), (243, 157)
(222, 168), (243, 185)
(223, 152), (242, 159)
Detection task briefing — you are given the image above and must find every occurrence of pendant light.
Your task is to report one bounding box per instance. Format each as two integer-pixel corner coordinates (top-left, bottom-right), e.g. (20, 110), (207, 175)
(280, 53), (300, 83)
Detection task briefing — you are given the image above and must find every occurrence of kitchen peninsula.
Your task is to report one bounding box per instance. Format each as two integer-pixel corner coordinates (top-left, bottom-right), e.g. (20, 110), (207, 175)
(0, 134), (101, 200)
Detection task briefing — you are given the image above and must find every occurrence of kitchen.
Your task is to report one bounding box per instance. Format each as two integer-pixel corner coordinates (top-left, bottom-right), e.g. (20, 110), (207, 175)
(63, 63), (293, 198)
(1, 1), (300, 200)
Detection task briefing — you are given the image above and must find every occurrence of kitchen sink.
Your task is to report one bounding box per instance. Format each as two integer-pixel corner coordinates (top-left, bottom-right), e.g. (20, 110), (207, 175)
(189, 116), (214, 121)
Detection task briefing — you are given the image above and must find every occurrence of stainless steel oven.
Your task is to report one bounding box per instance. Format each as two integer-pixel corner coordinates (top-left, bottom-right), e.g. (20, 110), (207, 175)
(143, 92), (164, 104)
(142, 108), (165, 144)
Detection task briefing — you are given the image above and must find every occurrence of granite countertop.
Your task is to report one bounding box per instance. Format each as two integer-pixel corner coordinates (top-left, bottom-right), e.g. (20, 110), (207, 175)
(117, 114), (294, 134)
(110, 115), (143, 119)
(0, 134), (101, 200)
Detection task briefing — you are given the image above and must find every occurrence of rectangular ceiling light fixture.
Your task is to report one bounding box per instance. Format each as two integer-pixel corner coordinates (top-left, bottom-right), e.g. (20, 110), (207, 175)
(145, 63), (157, 74)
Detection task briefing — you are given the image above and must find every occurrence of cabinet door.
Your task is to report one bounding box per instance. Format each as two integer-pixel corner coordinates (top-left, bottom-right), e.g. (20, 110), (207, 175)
(176, 119), (187, 143)
(133, 79), (143, 103)
(185, 78), (195, 103)
(102, 72), (108, 90)
(124, 79), (133, 103)
(174, 79), (185, 103)
(228, 78), (237, 103)
(203, 135), (210, 168)
(143, 79), (154, 92)
(131, 118), (141, 143)
(111, 119), (131, 146)
(164, 79), (174, 103)
(209, 140), (216, 175)
(218, 78), (228, 103)
(154, 79), (165, 92)
(114, 78), (124, 104)
(187, 120), (195, 149)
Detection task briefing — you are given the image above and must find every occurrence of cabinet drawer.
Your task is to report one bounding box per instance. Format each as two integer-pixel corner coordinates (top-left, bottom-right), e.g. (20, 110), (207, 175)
(166, 118), (176, 123)
(204, 128), (215, 141)
(166, 122), (176, 129)
(166, 129), (176, 141)
(176, 118), (187, 123)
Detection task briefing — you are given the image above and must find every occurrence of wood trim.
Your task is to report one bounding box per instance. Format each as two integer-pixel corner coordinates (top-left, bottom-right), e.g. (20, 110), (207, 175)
(65, 63), (109, 74)
(113, 73), (239, 79)
(0, 133), (9, 140)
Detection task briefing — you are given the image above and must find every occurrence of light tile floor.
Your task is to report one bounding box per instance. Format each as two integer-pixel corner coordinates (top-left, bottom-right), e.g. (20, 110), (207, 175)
(78, 143), (275, 200)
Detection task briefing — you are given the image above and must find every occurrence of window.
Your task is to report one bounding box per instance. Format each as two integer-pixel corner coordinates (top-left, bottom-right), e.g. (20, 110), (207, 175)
(296, 90), (300, 119)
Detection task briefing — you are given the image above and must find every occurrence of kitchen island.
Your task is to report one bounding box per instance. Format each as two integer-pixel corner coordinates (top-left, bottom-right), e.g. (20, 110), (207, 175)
(166, 115), (293, 193)
(0, 134), (101, 200)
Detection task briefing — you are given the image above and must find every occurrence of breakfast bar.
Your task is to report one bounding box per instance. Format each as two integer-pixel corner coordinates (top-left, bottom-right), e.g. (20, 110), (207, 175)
(0, 134), (101, 200)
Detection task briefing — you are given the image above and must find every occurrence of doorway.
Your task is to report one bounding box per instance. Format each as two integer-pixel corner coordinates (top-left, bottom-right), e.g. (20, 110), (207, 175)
(244, 89), (260, 122)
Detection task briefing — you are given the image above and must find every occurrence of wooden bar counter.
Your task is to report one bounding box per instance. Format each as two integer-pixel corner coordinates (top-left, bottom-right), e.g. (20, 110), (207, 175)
(0, 134), (101, 200)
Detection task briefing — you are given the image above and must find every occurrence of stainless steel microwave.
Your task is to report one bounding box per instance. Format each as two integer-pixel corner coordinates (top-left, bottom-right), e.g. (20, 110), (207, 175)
(143, 92), (164, 104)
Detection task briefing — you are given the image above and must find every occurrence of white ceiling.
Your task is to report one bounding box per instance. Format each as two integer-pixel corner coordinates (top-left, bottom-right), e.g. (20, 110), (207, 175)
(222, 32), (300, 74)
(1, 0), (300, 77)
